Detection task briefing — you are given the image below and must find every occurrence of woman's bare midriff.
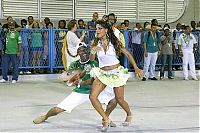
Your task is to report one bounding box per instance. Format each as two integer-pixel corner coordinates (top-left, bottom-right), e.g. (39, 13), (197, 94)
(100, 64), (120, 71)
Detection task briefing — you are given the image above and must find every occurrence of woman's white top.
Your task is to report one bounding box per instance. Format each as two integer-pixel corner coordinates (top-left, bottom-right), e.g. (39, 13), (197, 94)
(66, 31), (80, 54)
(97, 41), (120, 68)
(66, 30), (80, 68)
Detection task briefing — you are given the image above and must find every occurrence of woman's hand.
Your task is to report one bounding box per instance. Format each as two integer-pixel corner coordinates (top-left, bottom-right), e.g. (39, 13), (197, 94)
(135, 68), (143, 78)
(91, 46), (102, 54)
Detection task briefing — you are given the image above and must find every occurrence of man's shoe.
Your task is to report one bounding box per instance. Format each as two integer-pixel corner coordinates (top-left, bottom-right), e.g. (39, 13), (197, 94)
(192, 77), (198, 81)
(160, 76), (164, 80)
(11, 80), (17, 84)
(149, 77), (158, 80)
(24, 71), (31, 74)
(142, 77), (146, 81)
(33, 115), (47, 124)
(0, 79), (8, 83)
(184, 77), (189, 80)
(168, 77), (174, 79)
(19, 71), (24, 75)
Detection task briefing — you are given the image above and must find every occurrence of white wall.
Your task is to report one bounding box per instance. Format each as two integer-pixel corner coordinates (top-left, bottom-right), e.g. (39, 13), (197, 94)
(170, 0), (199, 28)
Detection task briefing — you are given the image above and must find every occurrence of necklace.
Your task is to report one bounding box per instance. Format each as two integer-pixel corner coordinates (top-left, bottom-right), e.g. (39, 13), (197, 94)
(79, 59), (89, 64)
(100, 39), (109, 54)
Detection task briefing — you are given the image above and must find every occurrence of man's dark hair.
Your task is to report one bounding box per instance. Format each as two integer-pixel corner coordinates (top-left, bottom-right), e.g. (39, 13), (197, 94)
(184, 25), (190, 30)
(78, 19), (84, 24)
(28, 16), (33, 19)
(151, 19), (158, 25)
(108, 13), (117, 23)
(21, 19), (27, 23)
(47, 22), (53, 28)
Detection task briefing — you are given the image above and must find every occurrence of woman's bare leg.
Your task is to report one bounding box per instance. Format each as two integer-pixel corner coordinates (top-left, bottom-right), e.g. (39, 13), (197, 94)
(105, 98), (117, 117)
(89, 79), (108, 121)
(114, 86), (132, 123)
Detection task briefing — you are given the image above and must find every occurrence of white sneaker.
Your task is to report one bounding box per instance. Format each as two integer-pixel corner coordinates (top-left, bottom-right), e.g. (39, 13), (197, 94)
(192, 77), (198, 81)
(11, 80), (17, 84)
(19, 71), (23, 74)
(25, 71), (31, 74)
(0, 79), (8, 83)
(184, 77), (189, 80)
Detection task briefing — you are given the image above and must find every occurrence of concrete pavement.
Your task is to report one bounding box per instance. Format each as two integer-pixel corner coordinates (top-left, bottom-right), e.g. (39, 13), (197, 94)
(0, 77), (199, 132)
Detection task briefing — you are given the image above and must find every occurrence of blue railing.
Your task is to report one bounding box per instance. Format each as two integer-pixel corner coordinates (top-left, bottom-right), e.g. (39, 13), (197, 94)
(0, 28), (199, 73)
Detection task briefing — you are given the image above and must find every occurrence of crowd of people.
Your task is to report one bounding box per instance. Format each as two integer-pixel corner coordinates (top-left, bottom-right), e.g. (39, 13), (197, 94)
(0, 12), (199, 83)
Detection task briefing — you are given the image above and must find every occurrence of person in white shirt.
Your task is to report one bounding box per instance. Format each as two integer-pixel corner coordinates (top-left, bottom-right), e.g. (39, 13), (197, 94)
(65, 20), (85, 69)
(178, 25), (198, 80)
(131, 23), (143, 66)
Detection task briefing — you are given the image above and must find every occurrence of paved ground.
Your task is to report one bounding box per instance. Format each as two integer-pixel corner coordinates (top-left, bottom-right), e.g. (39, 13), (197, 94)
(0, 77), (199, 132)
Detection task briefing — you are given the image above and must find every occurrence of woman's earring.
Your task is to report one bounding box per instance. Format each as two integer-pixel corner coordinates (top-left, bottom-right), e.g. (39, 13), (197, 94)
(106, 32), (109, 39)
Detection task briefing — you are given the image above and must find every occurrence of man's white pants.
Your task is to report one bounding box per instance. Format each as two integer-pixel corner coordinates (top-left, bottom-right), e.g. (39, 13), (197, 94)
(57, 86), (115, 113)
(182, 49), (197, 78)
(143, 52), (158, 78)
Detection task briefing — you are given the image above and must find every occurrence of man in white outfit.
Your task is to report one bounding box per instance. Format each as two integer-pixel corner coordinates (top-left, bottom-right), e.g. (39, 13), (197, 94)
(33, 43), (117, 127)
(178, 25), (198, 80)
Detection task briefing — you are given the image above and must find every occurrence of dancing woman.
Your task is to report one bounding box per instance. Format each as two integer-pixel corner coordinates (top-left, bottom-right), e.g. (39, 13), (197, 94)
(89, 20), (143, 132)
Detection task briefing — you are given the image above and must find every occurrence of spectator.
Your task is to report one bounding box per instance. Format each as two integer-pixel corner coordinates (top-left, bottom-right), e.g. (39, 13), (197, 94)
(88, 12), (98, 30)
(21, 19), (27, 28)
(26, 16), (34, 28)
(2, 16), (21, 32)
(131, 23), (143, 68)
(19, 19), (31, 74)
(144, 21), (150, 30)
(197, 21), (200, 30)
(191, 21), (196, 32)
(0, 21), (22, 83)
(43, 17), (51, 28)
(120, 22), (126, 30)
(163, 23), (170, 29)
(78, 19), (86, 29)
(108, 13), (126, 66)
(142, 22), (161, 81)
(172, 23), (183, 70)
(43, 22), (54, 73)
(124, 19), (130, 29)
(56, 20), (67, 69)
(30, 22), (43, 74)
(181, 23), (185, 31)
(160, 27), (175, 80)
(178, 25), (198, 81)
(65, 20), (85, 69)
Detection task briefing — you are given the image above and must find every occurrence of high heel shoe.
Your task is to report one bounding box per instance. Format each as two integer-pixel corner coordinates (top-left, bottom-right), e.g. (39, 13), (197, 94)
(101, 119), (110, 132)
(122, 115), (132, 126)
(102, 119), (116, 127)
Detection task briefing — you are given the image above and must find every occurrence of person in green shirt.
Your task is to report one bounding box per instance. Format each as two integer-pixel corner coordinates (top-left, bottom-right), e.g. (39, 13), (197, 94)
(0, 21), (22, 84)
(33, 42), (117, 127)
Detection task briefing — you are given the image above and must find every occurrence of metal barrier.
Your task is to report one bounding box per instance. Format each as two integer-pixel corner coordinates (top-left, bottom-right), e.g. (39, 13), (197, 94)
(0, 28), (199, 73)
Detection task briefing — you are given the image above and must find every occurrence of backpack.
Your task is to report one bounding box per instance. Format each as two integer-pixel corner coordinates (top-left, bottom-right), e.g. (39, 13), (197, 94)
(147, 30), (159, 42)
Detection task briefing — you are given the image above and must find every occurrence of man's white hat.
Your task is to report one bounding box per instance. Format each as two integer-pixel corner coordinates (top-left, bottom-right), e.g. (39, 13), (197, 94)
(164, 27), (170, 31)
(76, 42), (87, 51)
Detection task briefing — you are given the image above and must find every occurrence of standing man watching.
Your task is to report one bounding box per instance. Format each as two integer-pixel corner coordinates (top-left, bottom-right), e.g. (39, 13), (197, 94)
(142, 22), (161, 81)
(0, 21), (22, 83)
(178, 25), (198, 81)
